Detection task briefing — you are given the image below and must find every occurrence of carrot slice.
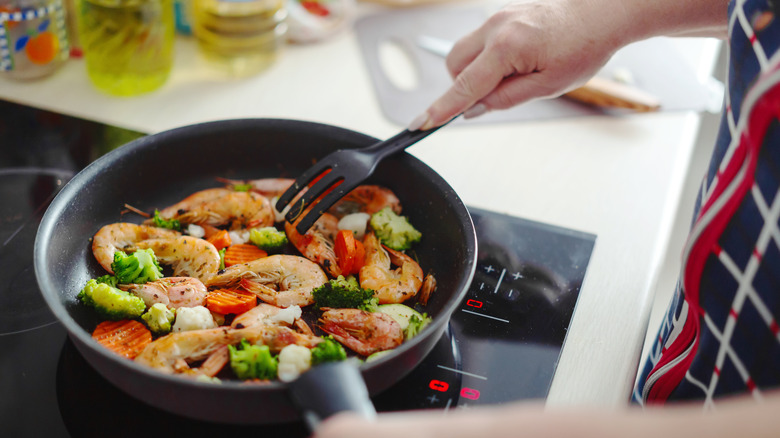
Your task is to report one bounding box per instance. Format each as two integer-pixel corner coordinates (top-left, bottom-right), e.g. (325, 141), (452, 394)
(206, 288), (257, 315)
(334, 229), (357, 275)
(92, 320), (152, 360)
(207, 229), (232, 251)
(351, 239), (366, 274)
(223, 244), (267, 267)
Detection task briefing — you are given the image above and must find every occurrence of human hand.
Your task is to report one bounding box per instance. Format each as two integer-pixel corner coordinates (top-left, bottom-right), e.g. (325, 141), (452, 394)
(408, 0), (630, 130)
(408, 0), (730, 130)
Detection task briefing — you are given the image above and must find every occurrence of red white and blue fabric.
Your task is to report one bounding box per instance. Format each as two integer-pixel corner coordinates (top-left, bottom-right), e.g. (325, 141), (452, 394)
(634, 0), (780, 406)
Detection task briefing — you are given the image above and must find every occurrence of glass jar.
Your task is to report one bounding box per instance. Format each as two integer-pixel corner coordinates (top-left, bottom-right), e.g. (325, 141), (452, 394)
(0, 0), (70, 80)
(77, 0), (175, 96)
(192, 0), (286, 77)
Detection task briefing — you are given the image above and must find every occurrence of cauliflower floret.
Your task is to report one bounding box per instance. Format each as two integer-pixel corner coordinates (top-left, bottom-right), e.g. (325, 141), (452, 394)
(172, 306), (217, 332)
(267, 305), (302, 326)
(277, 344), (312, 382)
(337, 213), (371, 240)
(187, 224), (206, 238)
(195, 374), (222, 384)
(228, 229), (250, 245)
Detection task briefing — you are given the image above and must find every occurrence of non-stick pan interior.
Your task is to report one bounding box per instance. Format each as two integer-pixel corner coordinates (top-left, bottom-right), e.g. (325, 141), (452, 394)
(34, 119), (476, 423)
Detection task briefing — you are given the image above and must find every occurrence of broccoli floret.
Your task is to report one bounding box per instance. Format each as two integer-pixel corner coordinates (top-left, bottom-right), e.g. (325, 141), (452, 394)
(249, 226), (288, 252)
(228, 339), (278, 380)
(77, 278), (146, 320)
(369, 207), (422, 251)
(312, 275), (377, 311)
(111, 249), (163, 284)
(311, 335), (347, 366)
(95, 274), (118, 287)
(218, 247), (226, 270)
(141, 303), (175, 335)
(404, 312), (432, 340)
(152, 209), (181, 231)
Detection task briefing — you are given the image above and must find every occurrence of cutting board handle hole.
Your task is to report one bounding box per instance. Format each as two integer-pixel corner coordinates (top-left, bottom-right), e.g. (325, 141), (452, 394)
(378, 38), (420, 92)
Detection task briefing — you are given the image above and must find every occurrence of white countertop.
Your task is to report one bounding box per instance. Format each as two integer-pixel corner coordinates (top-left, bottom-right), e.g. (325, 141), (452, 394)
(0, 1), (723, 409)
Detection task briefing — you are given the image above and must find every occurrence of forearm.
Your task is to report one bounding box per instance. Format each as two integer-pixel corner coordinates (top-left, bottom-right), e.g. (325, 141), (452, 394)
(315, 390), (780, 438)
(409, 0), (731, 130)
(611, 0), (730, 42)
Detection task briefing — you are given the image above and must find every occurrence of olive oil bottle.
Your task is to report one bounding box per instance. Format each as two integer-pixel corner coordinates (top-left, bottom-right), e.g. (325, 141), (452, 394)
(77, 0), (175, 96)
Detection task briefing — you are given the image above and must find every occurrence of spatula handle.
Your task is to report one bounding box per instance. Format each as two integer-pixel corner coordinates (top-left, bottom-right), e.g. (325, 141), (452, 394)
(288, 361), (377, 431)
(364, 114), (459, 160)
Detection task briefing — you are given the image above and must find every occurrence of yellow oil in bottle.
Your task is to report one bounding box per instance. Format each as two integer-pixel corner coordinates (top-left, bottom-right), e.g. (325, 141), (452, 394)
(77, 0), (175, 96)
(192, 0), (286, 77)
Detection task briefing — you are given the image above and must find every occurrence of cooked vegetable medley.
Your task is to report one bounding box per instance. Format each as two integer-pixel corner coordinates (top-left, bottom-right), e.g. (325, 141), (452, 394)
(80, 178), (434, 382)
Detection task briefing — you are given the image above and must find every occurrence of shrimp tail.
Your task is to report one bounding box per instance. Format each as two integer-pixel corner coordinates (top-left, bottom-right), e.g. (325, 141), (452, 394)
(319, 321), (366, 356)
(239, 278), (279, 304)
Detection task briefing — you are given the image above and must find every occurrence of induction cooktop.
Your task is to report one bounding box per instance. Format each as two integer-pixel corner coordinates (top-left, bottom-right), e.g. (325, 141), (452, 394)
(0, 98), (596, 437)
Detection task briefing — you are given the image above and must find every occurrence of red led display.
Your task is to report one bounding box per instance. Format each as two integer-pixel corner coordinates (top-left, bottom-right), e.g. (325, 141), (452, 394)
(429, 380), (449, 392)
(466, 299), (483, 308)
(460, 387), (480, 400)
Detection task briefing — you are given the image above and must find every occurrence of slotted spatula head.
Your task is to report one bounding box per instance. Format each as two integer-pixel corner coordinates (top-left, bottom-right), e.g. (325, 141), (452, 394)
(276, 119), (455, 234)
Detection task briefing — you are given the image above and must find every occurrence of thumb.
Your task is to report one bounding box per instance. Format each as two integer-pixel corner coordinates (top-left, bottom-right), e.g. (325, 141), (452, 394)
(413, 51), (513, 130)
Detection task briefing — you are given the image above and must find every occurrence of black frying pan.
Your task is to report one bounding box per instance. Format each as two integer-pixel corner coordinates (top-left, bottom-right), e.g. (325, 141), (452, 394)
(34, 119), (477, 425)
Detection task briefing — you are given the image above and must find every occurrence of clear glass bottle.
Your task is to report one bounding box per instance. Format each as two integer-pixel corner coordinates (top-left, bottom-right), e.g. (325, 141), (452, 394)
(77, 0), (175, 96)
(191, 0), (286, 77)
(0, 0), (70, 80)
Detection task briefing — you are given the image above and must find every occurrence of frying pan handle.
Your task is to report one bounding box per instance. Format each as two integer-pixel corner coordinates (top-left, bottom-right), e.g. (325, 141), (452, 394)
(288, 361), (377, 431)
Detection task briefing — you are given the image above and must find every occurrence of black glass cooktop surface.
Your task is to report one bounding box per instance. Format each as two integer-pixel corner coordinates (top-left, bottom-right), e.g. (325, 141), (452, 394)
(0, 98), (595, 437)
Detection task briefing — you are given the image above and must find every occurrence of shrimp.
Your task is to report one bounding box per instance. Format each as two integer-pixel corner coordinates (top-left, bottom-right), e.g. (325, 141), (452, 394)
(220, 178), (399, 218)
(220, 177), (294, 199)
(120, 277), (207, 309)
(329, 185), (402, 218)
(231, 303), (302, 329)
(318, 308), (403, 356)
(359, 232), (423, 304)
(92, 223), (181, 274)
(206, 254), (328, 307)
(196, 345), (230, 377)
(219, 178), (297, 223)
(418, 273), (437, 306)
(151, 188), (274, 229)
(231, 303), (284, 329)
(134, 324), (320, 375)
(284, 212), (342, 277)
(133, 236), (221, 282)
